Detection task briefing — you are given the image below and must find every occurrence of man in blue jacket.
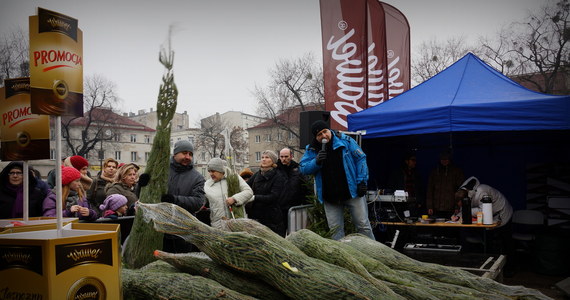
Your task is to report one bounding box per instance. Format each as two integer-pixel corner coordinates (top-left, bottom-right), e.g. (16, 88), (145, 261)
(300, 120), (374, 240)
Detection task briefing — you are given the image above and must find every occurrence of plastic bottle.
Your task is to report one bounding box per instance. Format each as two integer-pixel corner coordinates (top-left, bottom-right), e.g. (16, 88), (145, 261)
(482, 195), (493, 225)
(461, 197), (472, 224)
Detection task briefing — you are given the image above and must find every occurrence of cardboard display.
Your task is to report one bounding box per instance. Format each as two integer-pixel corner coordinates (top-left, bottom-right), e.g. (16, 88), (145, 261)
(0, 78), (51, 161)
(0, 223), (121, 299)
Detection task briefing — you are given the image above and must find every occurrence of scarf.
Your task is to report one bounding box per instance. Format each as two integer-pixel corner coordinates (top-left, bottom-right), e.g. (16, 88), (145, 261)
(6, 183), (24, 218)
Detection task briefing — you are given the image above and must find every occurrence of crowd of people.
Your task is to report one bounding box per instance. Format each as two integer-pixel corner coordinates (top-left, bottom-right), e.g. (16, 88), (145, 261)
(0, 136), (317, 252)
(1, 155), (144, 222)
(1, 120), (515, 254)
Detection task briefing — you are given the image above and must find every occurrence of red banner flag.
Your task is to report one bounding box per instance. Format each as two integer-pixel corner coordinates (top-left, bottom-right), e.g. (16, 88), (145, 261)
(320, 0), (368, 130)
(380, 2), (410, 99)
(320, 0), (408, 129)
(366, 0), (389, 108)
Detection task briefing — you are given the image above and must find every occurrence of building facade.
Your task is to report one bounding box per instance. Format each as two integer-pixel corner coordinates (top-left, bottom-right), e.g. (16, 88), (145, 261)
(247, 106), (308, 168)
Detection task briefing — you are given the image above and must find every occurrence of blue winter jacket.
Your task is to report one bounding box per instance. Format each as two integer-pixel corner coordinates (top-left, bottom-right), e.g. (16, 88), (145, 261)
(299, 131), (368, 203)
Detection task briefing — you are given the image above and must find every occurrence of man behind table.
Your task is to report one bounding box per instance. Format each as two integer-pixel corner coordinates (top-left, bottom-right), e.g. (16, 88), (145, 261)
(161, 140), (206, 253)
(299, 120), (375, 241)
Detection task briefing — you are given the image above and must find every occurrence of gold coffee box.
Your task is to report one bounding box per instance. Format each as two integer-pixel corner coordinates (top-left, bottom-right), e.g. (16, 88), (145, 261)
(0, 223), (121, 299)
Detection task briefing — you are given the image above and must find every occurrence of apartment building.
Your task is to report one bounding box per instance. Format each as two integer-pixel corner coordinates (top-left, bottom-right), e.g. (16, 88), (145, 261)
(247, 106), (307, 168)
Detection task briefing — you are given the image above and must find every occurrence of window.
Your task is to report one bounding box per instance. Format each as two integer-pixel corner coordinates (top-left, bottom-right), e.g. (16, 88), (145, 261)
(115, 151), (121, 160)
(114, 134), (121, 142)
(50, 149), (56, 160)
(255, 152), (261, 161)
(201, 152), (206, 161)
(277, 132), (283, 141)
(288, 131), (294, 139)
(145, 152), (150, 162)
(130, 134), (137, 143)
(255, 135), (261, 143)
(131, 151), (138, 162)
(84, 152), (89, 160)
(265, 134), (272, 142)
(144, 135), (151, 143)
(188, 136), (194, 144)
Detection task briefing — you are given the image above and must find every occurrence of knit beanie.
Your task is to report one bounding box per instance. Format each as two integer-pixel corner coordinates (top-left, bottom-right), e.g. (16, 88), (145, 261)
(311, 120), (329, 136)
(173, 140), (194, 155)
(99, 194), (128, 212)
(69, 155), (89, 170)
(61, 166), (81, 186)
(207, 158), (226, 173)
(263, 150), (278, 164)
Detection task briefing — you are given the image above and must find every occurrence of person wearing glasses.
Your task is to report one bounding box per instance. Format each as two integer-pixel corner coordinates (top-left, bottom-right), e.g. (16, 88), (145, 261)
(0, 162), (48, 219)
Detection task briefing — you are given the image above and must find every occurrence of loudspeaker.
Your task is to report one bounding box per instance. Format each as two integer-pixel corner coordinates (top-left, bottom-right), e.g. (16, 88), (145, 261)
(299, 110), (330, 149)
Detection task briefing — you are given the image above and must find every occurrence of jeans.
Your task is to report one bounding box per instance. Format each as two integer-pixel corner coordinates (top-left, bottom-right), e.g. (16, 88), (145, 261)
(323, 196), (375, 240)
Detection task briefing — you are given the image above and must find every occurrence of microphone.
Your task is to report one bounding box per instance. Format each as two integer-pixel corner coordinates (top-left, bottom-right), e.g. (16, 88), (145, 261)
(321, 138), (328, 151)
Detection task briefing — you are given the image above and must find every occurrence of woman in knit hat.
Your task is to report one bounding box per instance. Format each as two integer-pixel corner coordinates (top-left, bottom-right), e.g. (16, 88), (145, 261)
(64, 155), (94, 192)
(105, 163), (139, 214)
(245, 150), (287, 236)
(99, 194), (129, 219)
(0, 162), (46, 219)
(42, 166), (98, 221)
(204, 158), (253, 229)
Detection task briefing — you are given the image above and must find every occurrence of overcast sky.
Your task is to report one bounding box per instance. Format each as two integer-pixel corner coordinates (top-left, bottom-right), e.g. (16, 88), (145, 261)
(1, 0), (546, 125)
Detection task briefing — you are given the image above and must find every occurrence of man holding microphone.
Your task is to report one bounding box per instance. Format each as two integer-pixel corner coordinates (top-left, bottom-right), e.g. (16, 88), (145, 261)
(299, 120), (375, 240)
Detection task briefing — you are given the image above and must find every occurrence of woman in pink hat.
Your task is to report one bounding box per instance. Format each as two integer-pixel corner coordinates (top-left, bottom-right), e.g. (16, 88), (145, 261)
(42, 166), (97, 221)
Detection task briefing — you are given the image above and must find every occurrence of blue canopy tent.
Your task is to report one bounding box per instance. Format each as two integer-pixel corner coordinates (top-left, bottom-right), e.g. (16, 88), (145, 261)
(348, 53), (570, 210)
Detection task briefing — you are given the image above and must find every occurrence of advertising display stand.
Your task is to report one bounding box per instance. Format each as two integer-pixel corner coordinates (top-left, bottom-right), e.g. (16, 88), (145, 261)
(0, 7), (122, 300)
(0, 223), (121, 299)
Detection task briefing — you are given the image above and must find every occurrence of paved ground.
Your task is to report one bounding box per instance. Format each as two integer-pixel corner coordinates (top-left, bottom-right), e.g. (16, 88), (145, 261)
(503, 268), (568, 300)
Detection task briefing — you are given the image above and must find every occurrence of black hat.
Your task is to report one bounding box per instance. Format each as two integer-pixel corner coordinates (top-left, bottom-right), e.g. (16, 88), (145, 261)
(311, 120), (328, 136)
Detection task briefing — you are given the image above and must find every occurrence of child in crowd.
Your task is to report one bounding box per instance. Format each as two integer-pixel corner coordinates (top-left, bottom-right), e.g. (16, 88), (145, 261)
(42, 166), (98, 221)
(99, 194), (129, 219)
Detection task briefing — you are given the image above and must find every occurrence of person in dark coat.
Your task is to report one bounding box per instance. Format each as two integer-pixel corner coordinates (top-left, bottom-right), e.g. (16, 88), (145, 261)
(160, 140), (206, 253)
(277, 147), (312, 233)
(0, 162), (46, 219)
(388, 150), (425, 215)
(87, 157), (119, 216)
(246, 150), (286, 237)
(426, 150), (464, 218)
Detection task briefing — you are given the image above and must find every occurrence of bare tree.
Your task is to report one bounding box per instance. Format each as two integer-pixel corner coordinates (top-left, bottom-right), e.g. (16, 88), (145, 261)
(229, 125), (248, 164)
(411, 36), (477, 85)
(0, 27), (29, 84)
(479, 0), (569, 94)
(60, 75), (121, 157)
(253, 53), (324, 151)
(196, 114), (228, 160)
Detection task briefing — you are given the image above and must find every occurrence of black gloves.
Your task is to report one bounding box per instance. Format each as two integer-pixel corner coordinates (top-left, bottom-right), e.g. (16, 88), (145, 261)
(138, 173), (151, 187)
(316, 150), (327, 165)
(161, 194), (175, 203)
(357, 182), (367, 197)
